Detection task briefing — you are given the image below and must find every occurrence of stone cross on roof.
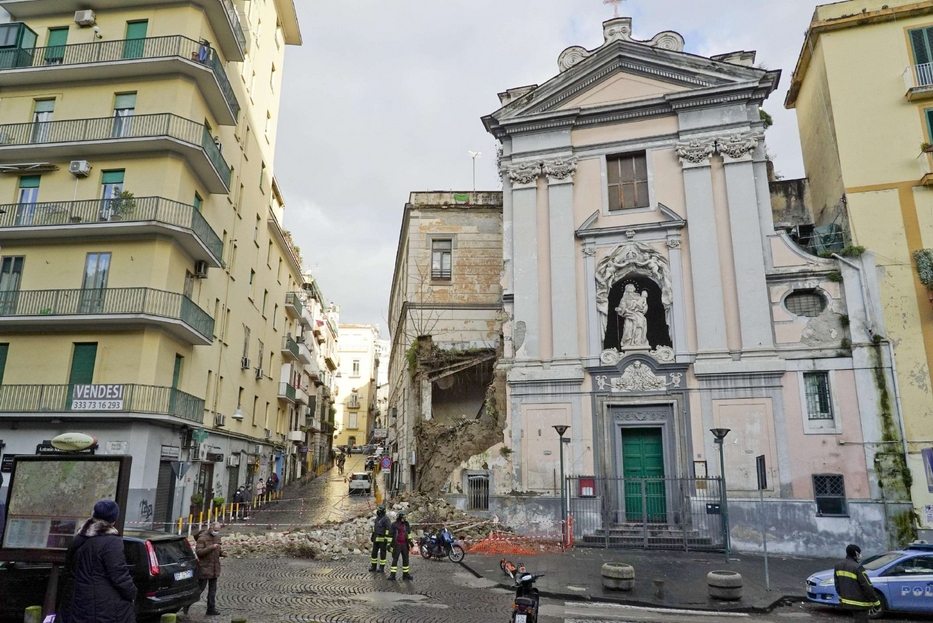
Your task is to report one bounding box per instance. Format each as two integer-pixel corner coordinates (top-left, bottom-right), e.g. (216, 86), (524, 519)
(604, 0), (625, 18)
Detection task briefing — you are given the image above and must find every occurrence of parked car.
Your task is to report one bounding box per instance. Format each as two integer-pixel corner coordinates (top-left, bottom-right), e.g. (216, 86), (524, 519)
(0, 530), (200, 622)
(350, 445), (364, 454)
(362, 444), (376, 455)
(806, 542), (933, 618)
(348, 472), (373, 495)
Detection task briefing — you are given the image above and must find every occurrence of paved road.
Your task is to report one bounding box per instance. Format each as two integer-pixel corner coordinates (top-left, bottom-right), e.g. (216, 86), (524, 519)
(243, 455), (378, 529)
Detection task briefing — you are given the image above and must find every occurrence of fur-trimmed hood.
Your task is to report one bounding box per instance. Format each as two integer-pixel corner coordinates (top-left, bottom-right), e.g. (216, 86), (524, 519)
(77, 517), (119, 538)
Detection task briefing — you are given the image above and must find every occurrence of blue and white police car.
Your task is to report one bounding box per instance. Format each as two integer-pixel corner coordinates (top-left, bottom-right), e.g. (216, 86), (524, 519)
(806, 543), (933, 618)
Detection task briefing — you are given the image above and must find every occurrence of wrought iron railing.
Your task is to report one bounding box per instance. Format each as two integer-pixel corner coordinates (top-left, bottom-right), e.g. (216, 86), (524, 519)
(0, 113), (232, 188)
(904, 62), (933, 91)
(278, 382), (296, 402)
(282, 335), (300, 359)
(0, 196), (223, 261)
(0, 287), (214, 341)
(0, 384), (204, 422)
(0, 35), (239, 119)
(218, 0), (249, 54)
(285, 292), (303, 316)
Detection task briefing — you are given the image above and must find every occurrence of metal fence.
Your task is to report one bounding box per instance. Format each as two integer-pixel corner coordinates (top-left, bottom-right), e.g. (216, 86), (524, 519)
(0, 384), (204, 422)
(467, 473), (490, 511)
(0, 196), (224, 261)
(0, 35), (239, 119)
(567, 476), (726, 551)
(0, 113), (231, 188)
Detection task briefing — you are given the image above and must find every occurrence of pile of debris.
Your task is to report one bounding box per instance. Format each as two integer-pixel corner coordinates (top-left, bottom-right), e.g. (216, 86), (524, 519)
(216, 496), (510, 560)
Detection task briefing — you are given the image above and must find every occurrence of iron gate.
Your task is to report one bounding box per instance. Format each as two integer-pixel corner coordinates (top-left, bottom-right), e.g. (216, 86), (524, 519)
(567, 476), (726, 551)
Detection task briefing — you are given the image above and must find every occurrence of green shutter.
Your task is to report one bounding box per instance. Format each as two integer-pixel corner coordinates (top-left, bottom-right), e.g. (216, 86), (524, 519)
(34, 99), (55, 113)
(18, 175), (40, 189)
(69, 343), (97, 385)
(172, 354), (183, 390)
(101, 170), (125, 184)
(114, 93), (136, 110)
(912, 27), (933, 66)
(45, 27), (68, 62)
(193, 193), (203, 211)
(0, 344), (8, 384)
(123, 21), (148, 59)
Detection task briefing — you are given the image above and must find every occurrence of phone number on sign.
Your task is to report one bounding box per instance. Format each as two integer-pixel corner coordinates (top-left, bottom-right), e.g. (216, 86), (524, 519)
(71, 400), (124, 411)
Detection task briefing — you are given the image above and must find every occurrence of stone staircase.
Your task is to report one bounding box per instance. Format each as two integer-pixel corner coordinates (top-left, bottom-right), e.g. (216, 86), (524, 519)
(579, 522), (720, 550)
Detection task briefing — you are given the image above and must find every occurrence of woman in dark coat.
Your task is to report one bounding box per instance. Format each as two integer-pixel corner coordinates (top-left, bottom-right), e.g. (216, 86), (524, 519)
(58, 500), (137, 623)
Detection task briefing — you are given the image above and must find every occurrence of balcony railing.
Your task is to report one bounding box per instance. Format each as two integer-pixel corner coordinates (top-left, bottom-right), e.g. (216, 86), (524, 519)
(218, 0), (249, 55)
(0, 196), (223, 263)
(0, 383), (204, 422)
(0, 113), (232, 189)
(0, 35), (239, 121)
(904, 63), (933, 100)
(281, 335), (300, 360)
(278, 382), (296, 403)
(285, 292), (303, 318)
(0, 287), (213, 342)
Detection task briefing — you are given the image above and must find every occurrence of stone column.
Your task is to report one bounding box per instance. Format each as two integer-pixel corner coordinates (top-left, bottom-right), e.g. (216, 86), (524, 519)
(720, 133), (775, 352)
(676, 139), (729, 356)
(508, 162), (542, 359)
(545, 158), (580, 360)
(583, 241), (599, 360)
(666, 237), (689, 358)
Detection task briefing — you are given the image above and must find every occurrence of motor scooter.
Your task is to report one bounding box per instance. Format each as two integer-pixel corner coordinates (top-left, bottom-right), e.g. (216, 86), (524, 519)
(511, 572), (544, 623)
(418, 527), (465, 562)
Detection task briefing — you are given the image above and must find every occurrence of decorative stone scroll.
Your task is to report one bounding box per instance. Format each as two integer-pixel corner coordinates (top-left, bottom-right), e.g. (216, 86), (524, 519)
(506, 162), (542, 185)
(558, 18), (686, 72)
(594, 361), (667, 393)
(543, 157), (578, 181)
(614, 409), (667, 422)
(505, 157), (579, 185)
(675, 132), (764, 165)
(675, 138), (716, 165)
(717, 132), (763, 160)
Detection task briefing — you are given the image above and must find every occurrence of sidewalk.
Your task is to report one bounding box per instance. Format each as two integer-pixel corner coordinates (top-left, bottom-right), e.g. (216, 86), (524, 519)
(461, 548), (833, 613)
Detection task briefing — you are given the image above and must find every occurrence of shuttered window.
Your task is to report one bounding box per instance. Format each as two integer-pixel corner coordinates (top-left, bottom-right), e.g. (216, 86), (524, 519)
(911, 27), (933, 65)
(0, 343), (8, 384)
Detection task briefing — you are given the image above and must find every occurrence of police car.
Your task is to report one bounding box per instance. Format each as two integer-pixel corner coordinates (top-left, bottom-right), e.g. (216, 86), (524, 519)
(806, 543), (933, 618)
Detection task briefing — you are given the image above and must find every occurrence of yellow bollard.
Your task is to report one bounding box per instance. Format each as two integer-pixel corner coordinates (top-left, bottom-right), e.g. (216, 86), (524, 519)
(198, 511), (204, 529)
(187, 514), (194, 538)
(159, 614), (177, 623)
(24, 605), (41, 623)
(177, 517), (183, 535)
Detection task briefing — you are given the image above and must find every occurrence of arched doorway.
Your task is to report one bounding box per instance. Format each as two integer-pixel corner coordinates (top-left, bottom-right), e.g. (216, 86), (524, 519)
(603, 275), (672, 351)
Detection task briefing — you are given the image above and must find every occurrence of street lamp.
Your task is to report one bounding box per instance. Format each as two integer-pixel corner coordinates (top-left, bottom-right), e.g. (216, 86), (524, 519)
(553, 425), (570, 526)
(711, 428), (731, 560)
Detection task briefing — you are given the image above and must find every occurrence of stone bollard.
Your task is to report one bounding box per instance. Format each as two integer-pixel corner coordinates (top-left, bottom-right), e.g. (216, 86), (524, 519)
(23, 606), (42, 623)
(653, 578), (665, 599)
(600, 562), (635, 591)
(159, 615), (177, 623)
(707, 570), (743, 601)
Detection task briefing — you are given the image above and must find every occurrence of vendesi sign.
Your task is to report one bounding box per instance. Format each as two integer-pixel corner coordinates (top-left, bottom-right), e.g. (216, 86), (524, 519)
(71, 384), (125, 411)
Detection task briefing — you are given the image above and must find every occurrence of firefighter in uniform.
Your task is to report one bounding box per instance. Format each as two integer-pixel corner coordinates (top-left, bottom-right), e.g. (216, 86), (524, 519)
(834, 544), (880, 622)
(387, 510), (413, 581)
(369, 504), (391, 572)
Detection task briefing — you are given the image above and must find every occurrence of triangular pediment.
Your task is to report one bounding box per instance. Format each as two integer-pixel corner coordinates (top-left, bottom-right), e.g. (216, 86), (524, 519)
(557, 71), (689, 110)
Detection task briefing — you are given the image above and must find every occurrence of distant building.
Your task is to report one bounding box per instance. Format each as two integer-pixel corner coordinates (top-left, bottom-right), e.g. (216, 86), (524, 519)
(333, 325), (380, 449)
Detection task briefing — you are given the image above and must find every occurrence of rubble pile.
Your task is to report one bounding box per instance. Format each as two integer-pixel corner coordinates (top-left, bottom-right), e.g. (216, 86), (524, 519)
(217, 496), (511, 560)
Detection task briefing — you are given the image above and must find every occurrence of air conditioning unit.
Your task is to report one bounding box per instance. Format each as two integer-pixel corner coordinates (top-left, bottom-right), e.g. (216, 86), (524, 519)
(240, 357), (251, 370)
(74, 10), (97, 26)
(69, 160), (91, 177)
(225, 455), (240, 468)
(255, 367), (264, 380)
(264, 429), (272, 440)
(194, 260), (209, 278)
(215, 413), (227, 427)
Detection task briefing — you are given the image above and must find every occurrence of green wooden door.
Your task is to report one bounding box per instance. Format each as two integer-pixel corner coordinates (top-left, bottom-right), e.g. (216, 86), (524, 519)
(123, 21), (148, 59)
(621, 427), (666, 522)
(45, 27), (68, 64)
(68, 343), (97, 408)
(170, 354), (183, 414)
(0, 343), (8, 384)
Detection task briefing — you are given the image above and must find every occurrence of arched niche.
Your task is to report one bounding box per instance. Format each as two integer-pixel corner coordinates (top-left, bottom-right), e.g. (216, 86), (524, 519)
(604, 275), (672, 351)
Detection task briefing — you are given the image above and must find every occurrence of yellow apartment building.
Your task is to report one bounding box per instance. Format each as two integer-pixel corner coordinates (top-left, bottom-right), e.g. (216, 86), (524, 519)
(0, 0), (310, 530)
(786, 0), (933, 530)
(333, 324), (380, 451)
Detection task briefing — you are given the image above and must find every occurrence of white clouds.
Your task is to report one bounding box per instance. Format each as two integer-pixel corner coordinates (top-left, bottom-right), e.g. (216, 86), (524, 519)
(276, 1), (819, 328)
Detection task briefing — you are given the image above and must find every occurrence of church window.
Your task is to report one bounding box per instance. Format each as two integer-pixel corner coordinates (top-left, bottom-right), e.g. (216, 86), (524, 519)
(432, 239), (452, 280)
(607, 152), (649, 210)
(813, 474), (846, 516)
(804, 372), (833, 421)
(784, 290), (825, 317)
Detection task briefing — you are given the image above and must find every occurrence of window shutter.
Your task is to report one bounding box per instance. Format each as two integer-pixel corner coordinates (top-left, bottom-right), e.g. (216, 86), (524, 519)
(34, 99), (55, 113)
(0, 344), (8, 384)
(114, 93), (137, 109)
(101, 170), (125, 184)
(18, 175), (40, 189)
(927, 109), (933, 142)
(912, 28), (932, 65)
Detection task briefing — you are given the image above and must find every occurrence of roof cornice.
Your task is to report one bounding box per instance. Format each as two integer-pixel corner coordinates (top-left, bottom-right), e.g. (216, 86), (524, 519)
(273, 0), (302, 45)
(785, 0), (933, 108)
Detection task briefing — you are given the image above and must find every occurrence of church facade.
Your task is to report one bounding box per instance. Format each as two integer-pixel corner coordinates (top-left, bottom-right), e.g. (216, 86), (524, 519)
(478, 18), (910, 556)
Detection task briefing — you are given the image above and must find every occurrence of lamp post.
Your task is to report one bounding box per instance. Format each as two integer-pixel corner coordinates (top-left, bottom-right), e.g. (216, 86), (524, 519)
(711, 428), (731, 561)
(553, 425), (570, 527)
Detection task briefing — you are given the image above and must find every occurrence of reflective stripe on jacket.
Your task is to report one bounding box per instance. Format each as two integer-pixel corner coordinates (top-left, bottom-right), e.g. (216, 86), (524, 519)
(833, 558), (879, 609)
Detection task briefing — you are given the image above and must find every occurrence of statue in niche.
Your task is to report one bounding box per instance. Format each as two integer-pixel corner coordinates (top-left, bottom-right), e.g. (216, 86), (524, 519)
(616, 284), (650, 349)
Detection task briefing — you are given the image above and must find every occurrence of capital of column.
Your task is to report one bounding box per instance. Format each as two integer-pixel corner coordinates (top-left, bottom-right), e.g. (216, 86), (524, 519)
(543, 157), (578, 185)
(505, 162), (542, 188)
(675, 138), (716, 168)
(718, 131), (763, 162)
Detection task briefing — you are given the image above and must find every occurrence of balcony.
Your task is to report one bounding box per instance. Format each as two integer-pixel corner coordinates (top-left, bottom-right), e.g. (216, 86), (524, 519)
(0, 0), (247, 61)
(281, 335), (299, 361)
(905, 63), (933, 101)
(0, 383), (204, 422)
(324, 353), (338, 371)
(0, 36), (239, 124)
(0, 197), (223, 267)
(0, 287), (214, 345)
(295, 385), (309, 405)
(300, 305), (314, 330)
(0, 113), (232, 193)
(285, 292), (303, 319)
(287, 430), (304, 442)
(297, 339), (314, 366)
(921, 151), (933, 186)
(277, 382), (296, 404)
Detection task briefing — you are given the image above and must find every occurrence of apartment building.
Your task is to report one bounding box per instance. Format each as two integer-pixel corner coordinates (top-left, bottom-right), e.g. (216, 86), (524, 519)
(333, 324), (380, 451)
(0, 0), (307, 529)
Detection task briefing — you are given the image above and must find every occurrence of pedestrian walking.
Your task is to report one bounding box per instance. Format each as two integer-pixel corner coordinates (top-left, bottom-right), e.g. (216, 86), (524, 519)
(57, 500), (137, 623)
(242, 484), (253, 519)
(232, 486), (244, 521)
(387, 510), (413, 581)
(271, 471), (280, 490)
(834, 544), (880, 622)
(256, 478), (266, 498)
(369, 504), (391, 572)
(186, 522), (226, 616)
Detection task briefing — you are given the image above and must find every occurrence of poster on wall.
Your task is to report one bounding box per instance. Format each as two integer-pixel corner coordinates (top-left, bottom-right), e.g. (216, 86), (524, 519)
(0, 455), (131, 563)
(922, 447), (933, 494)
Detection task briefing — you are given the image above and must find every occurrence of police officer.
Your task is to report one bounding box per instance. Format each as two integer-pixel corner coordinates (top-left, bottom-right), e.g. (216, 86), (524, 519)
(834, 544), (880, 622)
(387, 510), (413, 581)
(369, 504), (391, 572)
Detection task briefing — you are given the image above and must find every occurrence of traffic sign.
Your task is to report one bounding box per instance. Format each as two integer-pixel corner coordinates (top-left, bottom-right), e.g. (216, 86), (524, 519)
(380, 456), (392, 469)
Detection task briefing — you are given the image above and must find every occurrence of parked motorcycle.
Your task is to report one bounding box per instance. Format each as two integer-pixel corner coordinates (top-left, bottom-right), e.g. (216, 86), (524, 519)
(511, 572), (545, 623)
(418, 527), (465, 562)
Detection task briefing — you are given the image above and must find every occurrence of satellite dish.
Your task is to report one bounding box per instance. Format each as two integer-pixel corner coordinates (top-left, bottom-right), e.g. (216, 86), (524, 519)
(51, 432), (98, 452)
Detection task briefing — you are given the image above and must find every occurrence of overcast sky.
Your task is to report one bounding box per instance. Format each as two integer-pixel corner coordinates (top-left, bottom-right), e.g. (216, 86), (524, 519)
(276, 1), (819, 333)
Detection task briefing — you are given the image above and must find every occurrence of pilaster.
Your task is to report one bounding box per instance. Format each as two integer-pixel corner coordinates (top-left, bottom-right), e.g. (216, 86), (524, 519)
(545, 158), (580, 359)
(508, 162), (542, 359)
